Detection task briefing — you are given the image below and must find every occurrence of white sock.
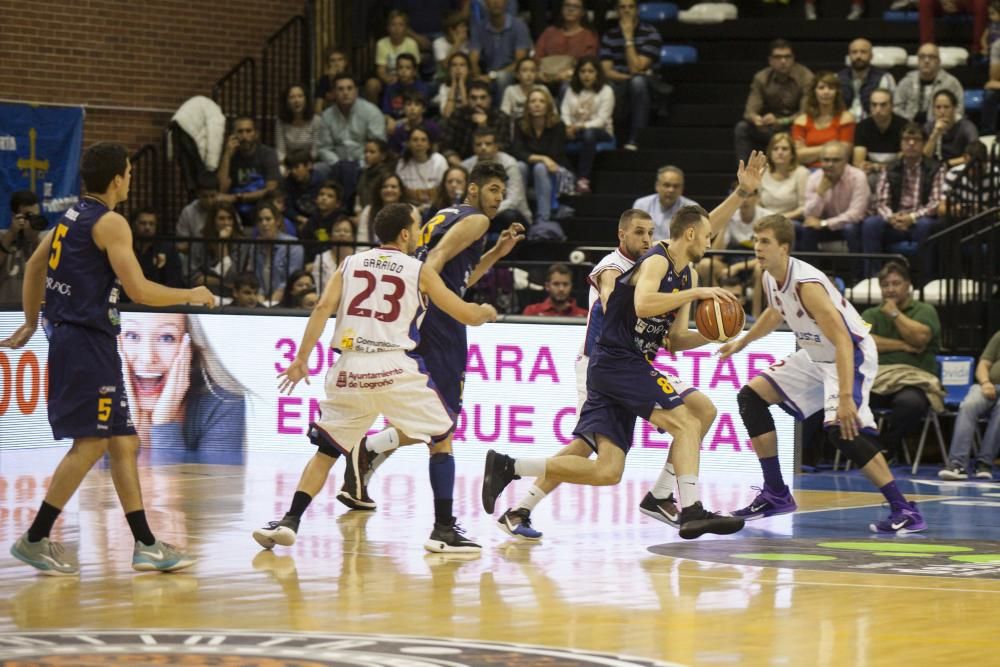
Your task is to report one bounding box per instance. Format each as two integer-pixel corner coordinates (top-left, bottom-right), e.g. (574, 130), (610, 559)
(677, 475), (700, 508)
(366, 428), (399, 454)
(650, 462), (676, 500)
(513, 458), (546, 478)
(516, 485), (547, 512)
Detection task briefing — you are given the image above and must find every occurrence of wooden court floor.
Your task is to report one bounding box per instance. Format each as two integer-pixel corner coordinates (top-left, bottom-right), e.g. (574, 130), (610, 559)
(2, 447), (1000, 666)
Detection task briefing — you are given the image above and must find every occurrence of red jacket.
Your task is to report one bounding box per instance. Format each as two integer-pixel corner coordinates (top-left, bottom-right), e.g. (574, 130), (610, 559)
(522, 297), (588, 317)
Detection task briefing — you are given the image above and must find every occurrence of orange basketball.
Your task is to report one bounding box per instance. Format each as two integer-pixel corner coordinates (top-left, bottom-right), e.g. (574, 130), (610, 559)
(695, 299), (746, 342)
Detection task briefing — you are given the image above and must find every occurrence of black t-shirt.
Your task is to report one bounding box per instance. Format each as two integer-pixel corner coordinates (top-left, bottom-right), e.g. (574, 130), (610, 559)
(229, 145), (280, 192)
(855, 114), (907, 156)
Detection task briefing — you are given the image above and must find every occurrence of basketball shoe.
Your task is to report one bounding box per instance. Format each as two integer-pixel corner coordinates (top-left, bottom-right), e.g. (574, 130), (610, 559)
(730, 485), (798, 520)
(132, 539), (196, 572)
(497, 508), (542, 540)
(10, 533), (79, 576)
(870, 502), (926, 534)
(252, 515), (301, 549)
(482, 449), (519, 513)
(424, 518), (482, 553)
(337, 439), (377, 511)
(678, 502), (746, 539)
(639, 492), (680, 527)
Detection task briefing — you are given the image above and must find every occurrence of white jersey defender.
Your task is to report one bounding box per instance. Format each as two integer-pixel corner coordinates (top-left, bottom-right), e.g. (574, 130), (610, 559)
(759, 256), (879, 431)
(314, 247), (455, 450)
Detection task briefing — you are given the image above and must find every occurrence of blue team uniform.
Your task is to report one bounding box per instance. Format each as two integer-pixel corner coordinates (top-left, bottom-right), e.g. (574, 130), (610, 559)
(43, 197), (135, 440)
(574, 241), (696, 453)
(413, 204), (487, 417)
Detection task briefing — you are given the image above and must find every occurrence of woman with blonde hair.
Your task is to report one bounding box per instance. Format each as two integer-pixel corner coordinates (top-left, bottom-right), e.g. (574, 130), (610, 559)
(512, 88), (571, 226)
(759, 132), (809, 221)
(792, 71), (855, 166)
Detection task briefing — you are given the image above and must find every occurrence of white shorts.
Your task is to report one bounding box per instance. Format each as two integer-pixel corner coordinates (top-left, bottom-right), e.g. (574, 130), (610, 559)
(759, 342), (878, 432)
(575, 353), (588, 415)
(312, 351), (455, 452)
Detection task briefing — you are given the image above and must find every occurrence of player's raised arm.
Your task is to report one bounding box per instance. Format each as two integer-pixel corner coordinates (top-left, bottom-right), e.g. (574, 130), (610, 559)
(468, 221), (525, 287)
(708, 151), (768, 239)
(0, 229), (54, 349)
(423, 214), (490, 275)
(279, 267), (344, 394)
(421, 267), (497, 326)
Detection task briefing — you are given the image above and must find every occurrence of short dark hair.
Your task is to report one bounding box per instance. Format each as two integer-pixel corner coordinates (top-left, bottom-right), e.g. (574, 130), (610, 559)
(396, 53), (418, 69)
(374, 202), (416, 243)
(901, 121), (926, 140)
(402, 91), (426, 107)
(80, 143), (129, 194)
(618, 208), (652, 230)
(878, 260), (911, 284)
(769, 39), (793, 56)
(10, 190), (38, 214)
(468, 80), (491, 97)
(318, 180), (343, 201)
(668, 204), (709, 240)
(233, 271), (260, 291)
(332, 73), (357, 88)
(473, 126), (498, 141)
(469, 161), (508, 188)
(196, 172), (219, 192)
(284, 149), (313, 169)
(545, 263), (572, 282)
(233, 115), (255, 129)
(933, 88), (958, 107)
(131, 207), (158, 224)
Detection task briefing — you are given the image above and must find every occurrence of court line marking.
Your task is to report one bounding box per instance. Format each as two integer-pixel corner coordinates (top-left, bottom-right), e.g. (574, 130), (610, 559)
(774, 495), (962, 516)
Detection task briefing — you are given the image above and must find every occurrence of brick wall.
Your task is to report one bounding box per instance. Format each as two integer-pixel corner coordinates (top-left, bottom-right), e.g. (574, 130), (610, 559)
(0, 1), (304, 150)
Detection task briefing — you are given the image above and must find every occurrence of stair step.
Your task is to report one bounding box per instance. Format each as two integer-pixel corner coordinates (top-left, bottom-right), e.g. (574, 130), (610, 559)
(593, 171), (734, 197)
(637, 126), (733, 150)
(597, 148), (735, 172)
(668, 104), (743, 127)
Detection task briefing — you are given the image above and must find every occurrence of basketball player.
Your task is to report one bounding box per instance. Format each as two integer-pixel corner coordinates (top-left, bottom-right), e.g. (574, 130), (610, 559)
(719, 214), (925, 533)
(483, 206), (747, 540)
(2, 143), (216, 575)
(252, 203), (497, 552)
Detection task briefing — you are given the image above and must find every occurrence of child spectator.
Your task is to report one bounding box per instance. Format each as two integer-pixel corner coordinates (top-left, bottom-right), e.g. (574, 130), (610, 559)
(396, 126), (450, 212)
(389, 93), (442, 154)
(277, 270), (316, 308)
(367, 10), (421, 104)
(381, 54), (431, 129)
(534, 0), (600, 86)
(357, 139), (397, 212)
(434, 11), (471, 81)
(561, 56), (614, 194)
(500, 58), (547, 126)
(437, 52), (474, 119)
(314, 48), (350, 114)
(283, 150), (333, 230)
(301, 181), (350, 261)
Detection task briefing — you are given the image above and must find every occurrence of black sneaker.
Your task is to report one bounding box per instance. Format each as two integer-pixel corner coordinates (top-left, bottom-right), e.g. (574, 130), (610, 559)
(639, 492), (680, 528)
(252, 515), (300, 549)
(424, 518), (482, 553)
(938, 464), (968, 481)
(337, 438), (376, 511)
(678, 502), (745, 540)
(975, 463), (993, 480)
(482, 449), (519, 514)
(497, 508), (543, 540)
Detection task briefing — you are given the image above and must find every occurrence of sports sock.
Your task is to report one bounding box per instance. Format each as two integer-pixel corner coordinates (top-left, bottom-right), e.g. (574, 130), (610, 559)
(516, 485), (547, 512)
(429, 453), (456, 525)
(650, 462), (676, 500)
(513, 458), (546, 477)
(366, 428), (399, 454)
(125, 510), (156, 547)
(27, 501), (61, 543)
(287, 491), (313, 519)
(677, 475), (700, 508)
(760, 456), (787, 493)
(879, 480), (908, 509)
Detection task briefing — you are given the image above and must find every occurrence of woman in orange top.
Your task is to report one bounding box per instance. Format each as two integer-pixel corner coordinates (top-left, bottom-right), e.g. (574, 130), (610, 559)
(792, 71), (855, 167)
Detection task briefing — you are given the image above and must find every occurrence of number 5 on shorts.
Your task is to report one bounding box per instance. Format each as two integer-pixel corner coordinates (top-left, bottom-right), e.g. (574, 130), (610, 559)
(657, 377), (675, 394)
(97, 397), (112, 422)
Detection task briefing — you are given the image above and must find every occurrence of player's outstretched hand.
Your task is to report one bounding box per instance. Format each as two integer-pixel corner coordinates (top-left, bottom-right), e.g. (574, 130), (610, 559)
(0, 323), (36, 349)
(837, 397), (860, 441)
(494, 222), (526, 257)
(473, 303), (498, 325)
(736, 150), (768, 193)
(717, 336), (746, 360)
(188, 286), (217, 308)
(278, 358), (310, 395)
(698, 286), (740, 304)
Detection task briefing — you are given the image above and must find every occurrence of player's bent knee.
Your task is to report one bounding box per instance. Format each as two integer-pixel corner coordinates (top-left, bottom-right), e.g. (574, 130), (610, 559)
(738, 385), (776, 438)
(828, 427), (880, 468)
(594, 464), (623, 486)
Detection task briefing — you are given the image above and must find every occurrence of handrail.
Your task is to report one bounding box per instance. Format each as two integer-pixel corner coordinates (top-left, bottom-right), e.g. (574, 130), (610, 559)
(212, 56), (257, 124)
(261, 15), (310, 147)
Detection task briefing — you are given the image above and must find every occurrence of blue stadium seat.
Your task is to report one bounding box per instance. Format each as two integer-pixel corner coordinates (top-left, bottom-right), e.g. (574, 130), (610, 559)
(565, 137), (618, 154)
(882, 10), (918, 22)
(659, 45), (697, 65)
(639, 2), (678, 22)
(965, 89), (985, 112)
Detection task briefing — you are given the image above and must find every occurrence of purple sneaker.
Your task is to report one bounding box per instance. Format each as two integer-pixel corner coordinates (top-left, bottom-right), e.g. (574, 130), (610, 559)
(730, 485), (798, 520)
(870, 502), (926, 534)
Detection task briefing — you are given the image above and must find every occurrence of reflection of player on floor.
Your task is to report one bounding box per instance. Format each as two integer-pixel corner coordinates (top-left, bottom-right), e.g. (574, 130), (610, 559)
(720, 214), (925, 534)
(252, 203), (497, 552)
(3, 143), (216, 576)
(483, 206), (747, 540)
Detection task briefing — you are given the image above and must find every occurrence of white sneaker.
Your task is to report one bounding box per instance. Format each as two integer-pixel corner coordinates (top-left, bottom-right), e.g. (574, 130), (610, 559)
(805, 4), (817, 19)
(847, 5), (864, 19)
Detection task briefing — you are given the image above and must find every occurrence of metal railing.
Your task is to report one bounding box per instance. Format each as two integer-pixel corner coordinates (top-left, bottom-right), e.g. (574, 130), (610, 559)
(123, 143), (160, 222)
(212, 57), (257, 126)
(261, 15), (311, 148)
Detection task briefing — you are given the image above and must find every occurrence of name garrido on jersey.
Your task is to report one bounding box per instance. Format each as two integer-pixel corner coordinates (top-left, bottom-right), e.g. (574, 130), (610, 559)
(362, 255), (405, 273)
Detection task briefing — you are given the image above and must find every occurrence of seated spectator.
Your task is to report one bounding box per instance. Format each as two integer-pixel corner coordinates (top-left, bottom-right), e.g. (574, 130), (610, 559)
(314, 48), (351, 114)
(191, 201), (254, 294)
(388, 93), (442, 154)
(862, 123), (944, 270)
(357, 139), (397, 211)
(862, 260), (942, 462)
(632, 166), (699, 240)
(513, 88), (570, 226)
(176, 173), (220, 257)
(367, 10), (422, 104)
(920, 0), (989, 56)
(800, 141), (869, 252)
(301, 180), (351, 251)
(562, 56), (615, 194)
(381, 54), (431, 129)
(431, 166), (469, 212)
(534, 0), (599, 86)
(396, 127), (450, 212)
(734, 39), (814, 162)
(985, 0), (1000, 54)
(760, 132), (808, 221)
(499, 58), (547, 128)
(522, 263), (588, 316)
(437, 52), (474, 120)
(0, 191), (44, 301)
(894, 43), (964, 124)
(442, 81), (511, 160)
(925, 89), (978, 164)
(982, 7), (1000, 132)
(231, 272), (262, 308)
(469, 0), (531, 95)
(434, 10), (471, 81)
(939, 327), (1000, 480)
(695, 187), (768, 296)
(218, 116), (280, 222)
(294, 286), (319, 310)
(462, 127), (532, 226)
(357, 173), (407, 245)
(276, 84), (322, 165)
(317, 75), (386, 205)
(268, 190), (299, 238)
(130, 208), (183, 291)
(277, 270), (316, 308)
(312, 217), (356, 287)
(253, 201), (304, 304)
(853, 88), (908, 176)
(838, 38), (896, 121)
(939, 140), (994, 218)
(600, 0), (663, 151)
(792, 72), (856, 167)
(283, 150), (333, 232)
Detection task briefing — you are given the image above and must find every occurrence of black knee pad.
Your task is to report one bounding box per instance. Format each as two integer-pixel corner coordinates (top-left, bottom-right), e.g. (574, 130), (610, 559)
(738, 385), (775, 438)
(829, 427), (880, 468)
(307, 423), (343, 459)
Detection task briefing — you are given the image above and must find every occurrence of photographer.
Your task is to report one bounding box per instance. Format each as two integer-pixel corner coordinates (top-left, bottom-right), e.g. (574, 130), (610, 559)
(1, 191), (47, 304)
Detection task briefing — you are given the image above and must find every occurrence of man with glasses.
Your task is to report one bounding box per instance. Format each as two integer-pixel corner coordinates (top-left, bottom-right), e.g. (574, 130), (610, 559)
(442, 80), (511, 160)
(893, 43), (964, 124)
(800, 141), (869, 252)
(734, 39), (814, 162)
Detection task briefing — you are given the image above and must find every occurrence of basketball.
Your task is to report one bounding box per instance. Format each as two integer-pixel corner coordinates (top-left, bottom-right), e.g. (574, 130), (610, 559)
(695, 298), (746, 342)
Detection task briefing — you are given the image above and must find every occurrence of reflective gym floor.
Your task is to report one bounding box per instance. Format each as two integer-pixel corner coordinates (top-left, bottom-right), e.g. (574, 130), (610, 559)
(1, 446), (999, 666)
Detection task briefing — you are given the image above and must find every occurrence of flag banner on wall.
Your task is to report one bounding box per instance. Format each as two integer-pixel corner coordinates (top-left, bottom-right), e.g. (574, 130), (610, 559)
(0, 103), (84, 229)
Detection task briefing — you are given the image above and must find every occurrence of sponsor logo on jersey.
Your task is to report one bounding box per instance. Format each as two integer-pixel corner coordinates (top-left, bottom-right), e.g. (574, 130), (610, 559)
(336, 371), (348, 388)
(45, 276), (72, 295)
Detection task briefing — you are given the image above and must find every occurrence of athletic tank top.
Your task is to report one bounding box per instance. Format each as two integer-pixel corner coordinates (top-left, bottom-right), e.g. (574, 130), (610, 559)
(580, 247), (635, 357)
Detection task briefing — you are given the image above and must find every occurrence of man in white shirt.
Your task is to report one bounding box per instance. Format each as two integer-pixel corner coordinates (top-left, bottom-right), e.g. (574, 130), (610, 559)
(631, 166), (700, 240)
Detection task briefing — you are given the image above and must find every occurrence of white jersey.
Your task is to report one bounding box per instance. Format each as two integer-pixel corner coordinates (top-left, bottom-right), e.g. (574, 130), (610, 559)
(763, 256), (871, 363)
(331, 247), (427, 354)
(579, 248), (636, 357)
